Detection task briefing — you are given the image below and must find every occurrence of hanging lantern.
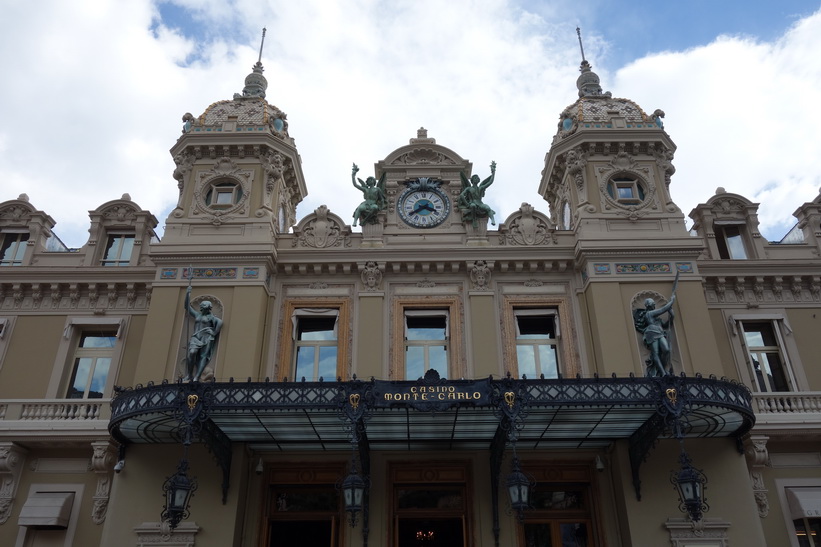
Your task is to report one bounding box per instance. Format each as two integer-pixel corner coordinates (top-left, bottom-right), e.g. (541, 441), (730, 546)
(342, 466), (366, 526)
(507, 457), (531, 521)
(161, 460), (197, 529)
(671, 451), (708, 522)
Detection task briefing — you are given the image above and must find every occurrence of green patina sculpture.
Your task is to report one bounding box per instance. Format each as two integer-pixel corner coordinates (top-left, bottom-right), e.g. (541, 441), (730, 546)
(459, 161), (497, 227)
(183, 286), (223, 381)
(351, 163), (387, 227)
(633, 274), (679, 377)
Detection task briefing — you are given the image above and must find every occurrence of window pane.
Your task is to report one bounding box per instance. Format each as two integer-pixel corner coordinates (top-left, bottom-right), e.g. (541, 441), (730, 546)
(760, 352), (790, 391)
(0, 233), (28, 265)
(524, 523), (554, 547)
(317, 347), (337, 380)
(89, 357), (111, 398)
(428, 346), (448, 378)
(794, 518), (812, 547)
(560, 522), (589, 547)
(617, 186), (634, 199)
(517, 346), (537, 378)
(297, 317), (336, 341)
(406, 346), (425, 380)
(517, 315), (554, 338)
(294, 346), (316, 380)
(407, 316), (446, 340)
(215, 189), (234, 204)
(68, 358), (93, 398)
(539, 345), (559, 378)
(80, 333), (117, 348)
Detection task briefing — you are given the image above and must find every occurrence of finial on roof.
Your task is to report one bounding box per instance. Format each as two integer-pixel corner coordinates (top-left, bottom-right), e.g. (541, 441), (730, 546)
(574, 27), (611, 98)
(234, 28), (269, 99)
(576, 27), (586, 63)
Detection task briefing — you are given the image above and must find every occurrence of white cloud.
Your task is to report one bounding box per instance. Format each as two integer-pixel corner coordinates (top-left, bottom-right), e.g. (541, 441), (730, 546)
(0, 0), (818, 246)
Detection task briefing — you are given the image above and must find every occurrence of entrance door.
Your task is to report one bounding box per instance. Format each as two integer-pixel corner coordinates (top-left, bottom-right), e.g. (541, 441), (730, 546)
(397, 517), (464, 546)
(389, 461), (472, 547)
(269, 518), (336, 546)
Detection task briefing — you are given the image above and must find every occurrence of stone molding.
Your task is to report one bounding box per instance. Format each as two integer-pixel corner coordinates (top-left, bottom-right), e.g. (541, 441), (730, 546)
(0, 442), (27, 524)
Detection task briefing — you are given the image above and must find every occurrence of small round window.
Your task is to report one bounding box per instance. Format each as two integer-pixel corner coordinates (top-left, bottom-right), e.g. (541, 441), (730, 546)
(205, 181), (243, 208)
(606, 175), (644, 204)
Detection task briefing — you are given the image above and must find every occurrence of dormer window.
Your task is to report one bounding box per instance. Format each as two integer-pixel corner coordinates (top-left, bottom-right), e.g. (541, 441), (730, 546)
(607, 175), (644, 204)
(714, 223), (748, 259)
(0, 232), (28, 266)
(205, 181), (242, 208)
(101, 234), (134, 266)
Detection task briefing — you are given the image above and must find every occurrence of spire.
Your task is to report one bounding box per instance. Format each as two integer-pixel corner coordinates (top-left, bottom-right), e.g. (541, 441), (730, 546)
(234, 28), (269, 99)
(575, 27), (611, 98)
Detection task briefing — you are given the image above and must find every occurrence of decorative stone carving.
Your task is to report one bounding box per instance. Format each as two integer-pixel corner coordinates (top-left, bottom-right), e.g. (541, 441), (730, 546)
(31, 283), (42, 308)
(665, 518), (730, 546)
(0, 442), (28, 524)
(416, 278), (436, 288)
(259, 150), (284, 215)
(91, 441), (116, 524)
(565, 146), (589, 193)
(524, 279), (543, 287)
(469, 260), (492, 291)
(734, 278), (746, 302)
(715, 277), (726, 302)
(360, 262), (383, 292)
(653, 145), (676, 188)
(744, 435), (770, 518)
(390, 148), (458, 166)
(134, 521), (200, 547)
(50, 283), (62, 308)
(596, 153), (658, 220)
(500, 203), (554, 246)
(791, 277), (803, 300)
(172, 151), (195, 212)
(293, 206), (350, 248)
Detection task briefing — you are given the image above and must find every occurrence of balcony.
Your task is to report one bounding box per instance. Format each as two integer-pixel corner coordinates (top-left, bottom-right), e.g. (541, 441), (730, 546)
(0, 398), (111, 442)
(751, 392), (821, 434)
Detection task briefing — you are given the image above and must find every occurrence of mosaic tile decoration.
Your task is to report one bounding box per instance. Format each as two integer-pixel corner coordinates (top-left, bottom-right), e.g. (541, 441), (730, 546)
(615, 263), (672, 274)
(183, 267), (238, 279)
(160, 268), (178, 279)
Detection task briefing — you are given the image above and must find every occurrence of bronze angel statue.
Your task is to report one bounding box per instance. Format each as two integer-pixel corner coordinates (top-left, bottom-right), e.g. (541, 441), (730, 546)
(459, 161), (497, 227)
(351, 163), (387, 227)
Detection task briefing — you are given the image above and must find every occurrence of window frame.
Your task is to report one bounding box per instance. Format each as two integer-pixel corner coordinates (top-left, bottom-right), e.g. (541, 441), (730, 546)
(403, 310), (450, 380)
(714, 221), (750, 259)
(391, 297), (464, 380)
(14, 483), (84, 547)
(607, 175), (644, 205)
(502, 297), (578, 378)
(277, 300), (350, 382)
(728, 313), (807, 393)
(777, 479), (821, 547)
(65, 330), (118, 399)
(205, 180), (243, 209)
(0, 231), (29, 266)
(513, 309), (560, 379)
(46, 317), (128, 399)
(100, 233), (135, 266)
(292, 309), (339, 381)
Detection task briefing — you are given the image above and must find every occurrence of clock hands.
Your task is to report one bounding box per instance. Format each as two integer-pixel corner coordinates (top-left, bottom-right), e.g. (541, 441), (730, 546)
(411, 202), (436, 215)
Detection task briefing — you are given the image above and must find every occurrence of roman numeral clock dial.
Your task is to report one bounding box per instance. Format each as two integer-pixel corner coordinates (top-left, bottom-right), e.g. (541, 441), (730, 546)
(397, 180), (450, 228)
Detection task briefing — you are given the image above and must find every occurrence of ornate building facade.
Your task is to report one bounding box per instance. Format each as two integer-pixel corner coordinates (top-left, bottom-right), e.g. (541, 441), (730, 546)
(0, 50), (820, 547)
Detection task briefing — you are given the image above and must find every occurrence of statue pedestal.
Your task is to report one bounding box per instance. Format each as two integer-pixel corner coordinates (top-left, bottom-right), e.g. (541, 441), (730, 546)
(465, 217), (490, 246)
(361, 213), (386, 248)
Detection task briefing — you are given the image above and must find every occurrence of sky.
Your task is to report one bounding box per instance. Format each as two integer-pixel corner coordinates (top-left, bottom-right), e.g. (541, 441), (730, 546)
(1, 0), (820, 247)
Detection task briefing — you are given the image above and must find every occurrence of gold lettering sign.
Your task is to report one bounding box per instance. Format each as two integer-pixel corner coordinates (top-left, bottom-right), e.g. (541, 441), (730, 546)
(374, 379), (490, 409)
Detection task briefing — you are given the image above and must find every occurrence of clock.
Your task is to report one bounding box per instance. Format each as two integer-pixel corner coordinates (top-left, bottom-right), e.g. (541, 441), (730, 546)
(398, 180), (450, 228)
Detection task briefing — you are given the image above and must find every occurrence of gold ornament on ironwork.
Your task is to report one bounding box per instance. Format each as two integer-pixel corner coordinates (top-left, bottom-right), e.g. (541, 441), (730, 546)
(504, 391), (516, 409)
(665, 388), (677, 406)
(187, 394), (199, 411)
(349, 393), (360, 410)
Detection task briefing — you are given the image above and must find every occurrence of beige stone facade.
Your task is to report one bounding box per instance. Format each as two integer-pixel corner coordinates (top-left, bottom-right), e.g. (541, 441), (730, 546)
(0, 57), (819, 547)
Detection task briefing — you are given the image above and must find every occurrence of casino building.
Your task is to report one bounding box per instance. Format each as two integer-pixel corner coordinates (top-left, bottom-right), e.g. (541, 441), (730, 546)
(1, 43), (821, 547)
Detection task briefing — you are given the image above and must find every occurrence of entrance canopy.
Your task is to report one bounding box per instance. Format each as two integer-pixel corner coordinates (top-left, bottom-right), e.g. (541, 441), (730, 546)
(109, 372), (754, 503)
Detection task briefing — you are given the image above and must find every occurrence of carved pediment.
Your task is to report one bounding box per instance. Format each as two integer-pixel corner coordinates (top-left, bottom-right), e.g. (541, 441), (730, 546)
(292, 205), (351, 248)
(499, 203), (555, 246)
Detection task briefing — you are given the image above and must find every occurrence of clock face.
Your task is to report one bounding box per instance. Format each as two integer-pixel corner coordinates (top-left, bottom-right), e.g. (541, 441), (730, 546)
(398, 188), (450, 228)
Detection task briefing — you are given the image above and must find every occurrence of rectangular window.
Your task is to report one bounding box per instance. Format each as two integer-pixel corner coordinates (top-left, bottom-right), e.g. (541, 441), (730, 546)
(101, 235), (134, 266)
(404, 311), (449, 380)
(0, 232), (28, 266)
(278, 301), (349, 382)
(514, 310), (559, 379)
(742, 321), (794, 392)
(66, 330), (117, 398)
(293, 313), (338, 381)
(715, 225), (748, 259)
